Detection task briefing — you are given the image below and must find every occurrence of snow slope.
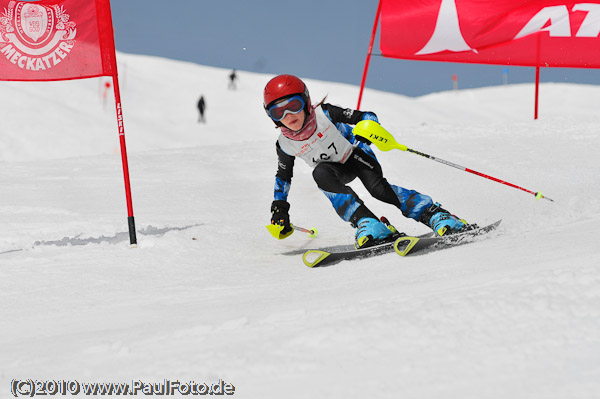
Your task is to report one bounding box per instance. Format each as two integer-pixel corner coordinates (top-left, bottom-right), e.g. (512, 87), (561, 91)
(1, 52), (599, 399)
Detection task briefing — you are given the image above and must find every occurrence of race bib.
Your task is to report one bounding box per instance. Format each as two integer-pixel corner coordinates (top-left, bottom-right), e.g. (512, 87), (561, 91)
(278, 107), (354, 167)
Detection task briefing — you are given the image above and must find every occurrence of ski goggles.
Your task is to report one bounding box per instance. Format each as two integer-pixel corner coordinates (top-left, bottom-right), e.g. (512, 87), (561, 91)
(267, 95), (306, 121)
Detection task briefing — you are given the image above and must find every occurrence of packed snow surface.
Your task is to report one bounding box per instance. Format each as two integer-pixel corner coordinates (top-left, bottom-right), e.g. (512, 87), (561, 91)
(1, 53), (599, 398)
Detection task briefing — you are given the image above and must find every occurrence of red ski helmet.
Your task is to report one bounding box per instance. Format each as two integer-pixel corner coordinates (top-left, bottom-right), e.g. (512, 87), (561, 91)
(263, 74), (311, 125)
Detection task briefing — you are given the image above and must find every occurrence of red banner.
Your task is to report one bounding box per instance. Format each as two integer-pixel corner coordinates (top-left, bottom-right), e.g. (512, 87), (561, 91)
(380, 0), (600, 67)
(0, 0), (117, 81)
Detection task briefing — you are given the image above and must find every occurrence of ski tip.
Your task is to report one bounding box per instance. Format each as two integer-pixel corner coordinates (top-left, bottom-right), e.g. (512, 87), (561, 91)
(488, 219), (502, 230)
(302, 250), (330, 267)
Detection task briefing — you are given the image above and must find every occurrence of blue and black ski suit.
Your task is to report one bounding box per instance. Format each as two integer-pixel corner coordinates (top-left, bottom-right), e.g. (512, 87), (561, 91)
(273, 103), (434, 227)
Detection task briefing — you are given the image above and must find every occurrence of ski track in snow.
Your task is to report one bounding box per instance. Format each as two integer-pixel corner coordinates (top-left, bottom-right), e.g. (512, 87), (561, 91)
(1, 52), (599, 398)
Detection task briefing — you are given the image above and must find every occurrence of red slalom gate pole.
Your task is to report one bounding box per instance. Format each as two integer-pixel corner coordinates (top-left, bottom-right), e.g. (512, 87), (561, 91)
(357, 0), (382, 110)
(534, 66), (540, 120)
(112, 74), (138, 246)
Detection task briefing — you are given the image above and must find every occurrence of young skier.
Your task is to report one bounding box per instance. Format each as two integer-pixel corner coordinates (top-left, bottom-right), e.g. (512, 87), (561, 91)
(265, 74), (474, 248)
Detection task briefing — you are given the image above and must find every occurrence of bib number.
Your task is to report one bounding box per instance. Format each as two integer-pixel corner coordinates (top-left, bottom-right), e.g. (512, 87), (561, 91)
(312, 142), (338, 164)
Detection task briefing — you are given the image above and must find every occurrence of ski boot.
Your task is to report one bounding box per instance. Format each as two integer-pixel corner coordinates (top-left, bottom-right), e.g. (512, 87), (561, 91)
(420, 202), (477, 237)
(354, 217), (403, 249)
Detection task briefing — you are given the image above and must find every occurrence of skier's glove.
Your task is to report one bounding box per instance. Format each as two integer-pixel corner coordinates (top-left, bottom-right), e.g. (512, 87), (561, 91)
(270, 200), (293, 238)
(354, 134), (372, 145)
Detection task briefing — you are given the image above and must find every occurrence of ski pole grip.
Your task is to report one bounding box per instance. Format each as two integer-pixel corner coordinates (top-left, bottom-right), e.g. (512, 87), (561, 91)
(353, 120), (407, 152)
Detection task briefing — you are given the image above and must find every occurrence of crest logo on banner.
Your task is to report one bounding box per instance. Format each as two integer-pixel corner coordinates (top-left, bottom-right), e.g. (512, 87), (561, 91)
(0, 1), (77, 72)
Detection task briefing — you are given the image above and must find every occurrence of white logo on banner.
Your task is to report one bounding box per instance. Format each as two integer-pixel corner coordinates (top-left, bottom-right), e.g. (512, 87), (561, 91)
(0, 2), (77, 71)
(416, 0), (475, 55)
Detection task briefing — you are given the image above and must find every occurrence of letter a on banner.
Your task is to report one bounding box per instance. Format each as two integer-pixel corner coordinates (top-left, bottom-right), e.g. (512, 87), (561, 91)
(0, 0), (138, 246)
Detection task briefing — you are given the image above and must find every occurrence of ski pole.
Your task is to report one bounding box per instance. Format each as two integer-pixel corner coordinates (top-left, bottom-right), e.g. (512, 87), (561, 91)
(266, 223), (318, 239)
(292, 225), (319, 237)
(353, 120), (554, 202)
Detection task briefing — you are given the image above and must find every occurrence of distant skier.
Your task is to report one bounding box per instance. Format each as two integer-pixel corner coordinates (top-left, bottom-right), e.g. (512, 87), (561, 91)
(197, 95), (206, 123)
(264, 74), (476, 248)
(228, 70), (237, 90)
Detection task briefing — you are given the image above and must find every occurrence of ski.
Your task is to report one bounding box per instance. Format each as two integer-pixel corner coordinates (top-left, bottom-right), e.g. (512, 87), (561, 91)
(302, 231), (433, 268)
(301, 220), (501, 267)
(394, 220), (502, 256)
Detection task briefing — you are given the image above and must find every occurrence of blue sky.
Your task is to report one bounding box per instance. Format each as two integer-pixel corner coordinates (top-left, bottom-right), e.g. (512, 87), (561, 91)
(109, 0), (600, 97)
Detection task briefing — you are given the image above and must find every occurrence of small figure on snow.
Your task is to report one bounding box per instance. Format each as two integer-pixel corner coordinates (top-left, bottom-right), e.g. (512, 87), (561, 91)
(197, 95), (206, 123)
(228, 69), (237, 90)
(264, 74), (475, 248)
